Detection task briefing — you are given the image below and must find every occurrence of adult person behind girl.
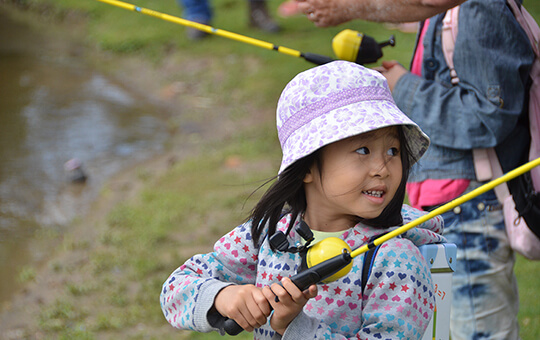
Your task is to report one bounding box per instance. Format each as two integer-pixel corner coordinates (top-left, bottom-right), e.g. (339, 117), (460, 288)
(160, 61), (446, 339)
(374, 1), (535, 339)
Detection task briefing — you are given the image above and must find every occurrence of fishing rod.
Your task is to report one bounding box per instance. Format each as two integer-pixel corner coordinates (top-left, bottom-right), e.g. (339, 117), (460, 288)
(224, 156), (540, 335)
(95, 0), (394, 65)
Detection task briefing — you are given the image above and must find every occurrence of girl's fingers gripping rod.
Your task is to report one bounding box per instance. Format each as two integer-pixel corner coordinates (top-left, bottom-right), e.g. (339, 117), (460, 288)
(224, 156), (540, 335)
(95, 0), (335, 65)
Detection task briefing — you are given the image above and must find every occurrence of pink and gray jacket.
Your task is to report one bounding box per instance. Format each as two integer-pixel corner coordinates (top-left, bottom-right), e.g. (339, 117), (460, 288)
(161, 204), (445, 340)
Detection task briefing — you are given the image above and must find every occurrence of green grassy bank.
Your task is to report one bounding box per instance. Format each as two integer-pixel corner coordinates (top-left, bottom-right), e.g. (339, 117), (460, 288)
(1, 0), (539, 339)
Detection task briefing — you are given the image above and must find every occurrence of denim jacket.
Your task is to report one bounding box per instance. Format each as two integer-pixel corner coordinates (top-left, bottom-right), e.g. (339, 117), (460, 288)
(393, 0), (534, 182)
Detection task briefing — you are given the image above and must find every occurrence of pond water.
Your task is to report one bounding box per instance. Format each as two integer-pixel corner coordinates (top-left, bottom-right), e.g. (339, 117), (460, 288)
(0, 10), (171, 304)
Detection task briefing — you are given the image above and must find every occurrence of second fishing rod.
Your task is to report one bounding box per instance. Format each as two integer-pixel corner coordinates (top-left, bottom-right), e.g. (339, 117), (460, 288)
(95, 0), (395, 66)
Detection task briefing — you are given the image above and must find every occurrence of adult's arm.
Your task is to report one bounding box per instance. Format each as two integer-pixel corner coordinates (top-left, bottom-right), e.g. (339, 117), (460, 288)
(296, 0), (466, 27)
(391, 0), (534, 150)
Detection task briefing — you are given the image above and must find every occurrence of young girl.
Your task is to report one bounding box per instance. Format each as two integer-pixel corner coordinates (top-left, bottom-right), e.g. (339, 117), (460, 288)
(160, 61), (446, 339)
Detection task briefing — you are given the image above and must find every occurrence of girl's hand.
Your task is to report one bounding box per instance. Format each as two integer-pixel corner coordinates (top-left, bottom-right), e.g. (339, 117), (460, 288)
(263, 277), (318, 335)
(214, 284), (272, 332)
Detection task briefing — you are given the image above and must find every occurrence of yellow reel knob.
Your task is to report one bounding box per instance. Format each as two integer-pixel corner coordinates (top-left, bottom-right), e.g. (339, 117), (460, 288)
(306, 237), (353, 283)
(332, 29), (363, 62)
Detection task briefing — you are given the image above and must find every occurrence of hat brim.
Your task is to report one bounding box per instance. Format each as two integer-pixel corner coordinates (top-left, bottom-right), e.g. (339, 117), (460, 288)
(279, 99), (429, 174)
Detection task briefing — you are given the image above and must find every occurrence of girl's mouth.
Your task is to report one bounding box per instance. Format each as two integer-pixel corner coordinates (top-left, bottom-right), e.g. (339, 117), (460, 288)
(362, 190), (384, 198)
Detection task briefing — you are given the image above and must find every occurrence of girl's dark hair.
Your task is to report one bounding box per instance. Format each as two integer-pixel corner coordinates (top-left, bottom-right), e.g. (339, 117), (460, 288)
(249, 126), (416, 247)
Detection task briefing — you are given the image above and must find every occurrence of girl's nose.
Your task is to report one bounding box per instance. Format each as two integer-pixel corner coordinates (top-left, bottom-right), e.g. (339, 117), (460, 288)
(370, 155), (390, 178)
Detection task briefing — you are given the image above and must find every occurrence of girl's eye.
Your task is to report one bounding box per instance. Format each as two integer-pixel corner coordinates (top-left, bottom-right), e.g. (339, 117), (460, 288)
(356, 147), (370, 155)
(387, 147), (400, 156)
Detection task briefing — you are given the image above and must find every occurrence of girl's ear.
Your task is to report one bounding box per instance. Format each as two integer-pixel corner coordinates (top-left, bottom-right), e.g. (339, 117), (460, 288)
(303, 168), (313, 183)
(304, 158), (320, 184)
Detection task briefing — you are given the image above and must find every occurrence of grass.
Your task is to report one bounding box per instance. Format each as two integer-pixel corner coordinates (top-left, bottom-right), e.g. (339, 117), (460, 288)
(2, 0), (540, 339)
(515, 255), (540, 340)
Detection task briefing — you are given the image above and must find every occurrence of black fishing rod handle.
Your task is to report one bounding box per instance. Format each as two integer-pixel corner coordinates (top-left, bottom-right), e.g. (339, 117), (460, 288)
(302, 53), (335, 65)
(224, 318), (245, 336)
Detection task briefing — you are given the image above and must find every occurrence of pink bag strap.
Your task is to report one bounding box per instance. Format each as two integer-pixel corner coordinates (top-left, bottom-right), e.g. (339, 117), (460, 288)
(442, 6), (493, 181)
(486, 148), (511, 202)
(442, 6), (496, 182)
(472, 149), (493, 181)
(442, 6), (460, 85)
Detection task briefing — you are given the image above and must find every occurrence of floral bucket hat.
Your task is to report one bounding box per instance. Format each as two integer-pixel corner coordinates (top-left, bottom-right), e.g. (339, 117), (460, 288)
(276, 60), (430, 174)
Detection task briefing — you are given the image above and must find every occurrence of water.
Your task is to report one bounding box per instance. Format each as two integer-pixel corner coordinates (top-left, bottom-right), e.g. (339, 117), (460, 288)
(0, 11), (171, 304)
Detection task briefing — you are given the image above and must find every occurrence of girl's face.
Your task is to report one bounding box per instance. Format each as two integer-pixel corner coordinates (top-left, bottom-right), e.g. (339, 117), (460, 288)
(303, 127), (403, 231)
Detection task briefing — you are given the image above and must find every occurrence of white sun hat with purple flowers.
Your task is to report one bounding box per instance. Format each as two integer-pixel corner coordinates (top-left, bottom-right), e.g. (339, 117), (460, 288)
(276, 60), (430, 175)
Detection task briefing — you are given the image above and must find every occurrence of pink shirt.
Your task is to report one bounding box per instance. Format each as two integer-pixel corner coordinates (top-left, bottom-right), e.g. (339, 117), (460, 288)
(411, 19), (429, 76)
(406, 19), (470, 210)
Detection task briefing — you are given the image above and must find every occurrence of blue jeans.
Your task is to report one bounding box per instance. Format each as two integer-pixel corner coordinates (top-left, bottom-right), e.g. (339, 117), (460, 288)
(178, 0), (212, 22)
(177, 0), (266, 22)
(441, 189), (520, 340)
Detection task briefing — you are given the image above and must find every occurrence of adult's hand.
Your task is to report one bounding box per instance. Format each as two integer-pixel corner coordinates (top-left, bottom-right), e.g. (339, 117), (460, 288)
(296, 0), (354, 27)
(374, 61), (408, 92)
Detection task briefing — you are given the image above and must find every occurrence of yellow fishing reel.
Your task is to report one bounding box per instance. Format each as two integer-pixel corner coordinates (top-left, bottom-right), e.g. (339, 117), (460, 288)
(270, 221), (353, 284)
(305, 237), (353, 283)
(332, 29), (395, 65)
